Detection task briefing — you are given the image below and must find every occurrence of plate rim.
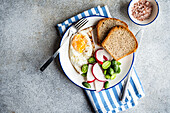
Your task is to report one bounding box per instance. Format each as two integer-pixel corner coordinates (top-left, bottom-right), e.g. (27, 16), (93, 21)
(59, 15), (135, 91)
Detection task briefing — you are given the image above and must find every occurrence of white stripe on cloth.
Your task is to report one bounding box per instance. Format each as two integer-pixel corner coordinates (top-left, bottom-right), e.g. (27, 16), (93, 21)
(97, 6), (104, 16)
(95, 92), (107, 113)
(61, 26), (66, 33)
(128, 82), (139, 104)
(109, 88), (119, 107)
(104, 5), (112, 17)
(64, 20), (69, 25)
(91, 7), (97, 15)
(101, 91), (113, 112)
(84, 10), (90, 16)
(77, 13), (83, 19)
(71, 17), (76, 23)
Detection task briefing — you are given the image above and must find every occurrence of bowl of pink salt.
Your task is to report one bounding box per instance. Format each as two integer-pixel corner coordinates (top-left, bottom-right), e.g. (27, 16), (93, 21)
(128, 0), (159, 26)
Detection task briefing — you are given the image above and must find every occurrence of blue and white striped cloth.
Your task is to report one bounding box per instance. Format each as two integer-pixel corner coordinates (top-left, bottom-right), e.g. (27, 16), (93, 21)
(57, 5), (145, 113)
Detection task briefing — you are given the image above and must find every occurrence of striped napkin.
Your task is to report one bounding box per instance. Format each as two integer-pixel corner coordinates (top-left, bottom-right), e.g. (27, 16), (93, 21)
(57, 5), (145, 113)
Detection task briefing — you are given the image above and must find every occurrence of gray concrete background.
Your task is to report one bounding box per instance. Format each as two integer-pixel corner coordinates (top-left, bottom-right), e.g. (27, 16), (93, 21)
(0, 0), (169, 113)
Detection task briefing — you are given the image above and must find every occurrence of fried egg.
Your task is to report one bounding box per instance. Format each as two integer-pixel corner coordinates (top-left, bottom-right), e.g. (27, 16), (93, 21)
(69, 27), (94, 74)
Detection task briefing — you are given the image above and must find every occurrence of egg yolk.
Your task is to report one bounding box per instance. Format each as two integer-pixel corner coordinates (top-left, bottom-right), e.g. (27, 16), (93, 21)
(72, 34), (87, 53)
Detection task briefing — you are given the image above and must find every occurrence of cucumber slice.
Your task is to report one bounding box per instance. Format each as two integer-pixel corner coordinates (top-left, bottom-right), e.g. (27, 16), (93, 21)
(88, 57), (96, 64)
(104, 81), (109, 89)
(81, 64), (88, 73)
(82, 82), (91, 88)
(102, 61), (111, 69)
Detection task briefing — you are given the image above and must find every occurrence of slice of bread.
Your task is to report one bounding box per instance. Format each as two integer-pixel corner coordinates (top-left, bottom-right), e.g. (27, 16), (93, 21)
(101, 26), (138, 61)
(97, 18), (128, 45)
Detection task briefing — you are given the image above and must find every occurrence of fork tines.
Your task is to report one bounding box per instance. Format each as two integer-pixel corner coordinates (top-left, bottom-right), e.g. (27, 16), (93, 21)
(75, 18), (88, 30)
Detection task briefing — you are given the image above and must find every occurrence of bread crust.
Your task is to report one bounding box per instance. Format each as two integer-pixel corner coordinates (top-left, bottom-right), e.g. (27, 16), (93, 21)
(96, 18), (128, 45)
(101, 25), (138, 61)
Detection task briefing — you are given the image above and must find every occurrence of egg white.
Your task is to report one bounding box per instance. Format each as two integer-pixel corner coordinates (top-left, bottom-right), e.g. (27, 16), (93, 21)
(69, 30), (93, 74)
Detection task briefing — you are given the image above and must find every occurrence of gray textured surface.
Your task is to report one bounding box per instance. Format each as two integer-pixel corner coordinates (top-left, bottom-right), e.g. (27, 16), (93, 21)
(0, 0), (170, 113)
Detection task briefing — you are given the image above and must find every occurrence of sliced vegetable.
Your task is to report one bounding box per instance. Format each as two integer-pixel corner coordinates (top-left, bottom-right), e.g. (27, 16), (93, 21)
(99, 64), (102, 67)
(87, 64), (95, 83)
(82, 82), (91, 88)
(95, 48), (104, 64)
(103, 55), (108, 61)
(81, 64), (88, 73)
(113, 64), (119, 72)
(110, 73), (116, 80)
(92, 63), (107, 82)
(81, 73), (87, 77)
(111, 60), (117, 66)
(117, 61), (121, 65)
(116, 67), (121, 73)
(105, 74), (111, 79)
(108, 67), (114, 75)
(94, 80), (104, 92)
(104, 81), (109, 89)
(95, 48), (112, 64)
(88, 57), (96, 64)
(104, 70), (107, 75)
(102, 61), (111, 69)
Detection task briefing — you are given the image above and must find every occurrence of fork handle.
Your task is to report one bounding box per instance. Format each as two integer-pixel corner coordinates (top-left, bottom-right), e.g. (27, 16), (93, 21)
(119, 69), (132, 102)
(40, 56), (54, 71)
(40, 30), (72, 72)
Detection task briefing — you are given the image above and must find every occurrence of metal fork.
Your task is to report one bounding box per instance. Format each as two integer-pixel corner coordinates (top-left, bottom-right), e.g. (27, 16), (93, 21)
(40, 18), (89, 72)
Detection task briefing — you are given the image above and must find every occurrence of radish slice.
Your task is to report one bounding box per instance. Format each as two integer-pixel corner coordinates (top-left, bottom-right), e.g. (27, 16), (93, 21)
(103, 55), (108, 61)
(92, 63), (107, 82)
(95, 48), (112, 64)
(87, 64), (95, 83)
(94, 80), (104, 92)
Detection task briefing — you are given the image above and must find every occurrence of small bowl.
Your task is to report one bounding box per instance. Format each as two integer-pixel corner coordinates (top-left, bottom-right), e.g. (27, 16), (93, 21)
(128, 0), (159, 26)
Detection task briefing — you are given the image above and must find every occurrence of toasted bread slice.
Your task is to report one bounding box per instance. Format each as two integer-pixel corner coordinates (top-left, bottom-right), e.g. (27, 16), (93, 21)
(97, 18), (128, 45)
(102, 26), (138, 61)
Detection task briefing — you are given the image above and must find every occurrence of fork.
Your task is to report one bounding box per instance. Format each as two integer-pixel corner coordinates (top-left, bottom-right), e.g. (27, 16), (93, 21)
(40, 18), (89, 72)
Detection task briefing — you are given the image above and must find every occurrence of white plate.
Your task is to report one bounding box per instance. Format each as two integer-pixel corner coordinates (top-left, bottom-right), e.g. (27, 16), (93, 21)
(59, 15), (134, 91)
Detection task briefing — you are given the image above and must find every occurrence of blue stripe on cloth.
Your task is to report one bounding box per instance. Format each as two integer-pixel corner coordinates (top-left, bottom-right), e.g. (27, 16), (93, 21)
(128, 91), (136, 107)
(61, 22), (65, 26)
(57, 27), (63, 36)
(118, 83), (130, 103)
(125, 97), (129, 102)
(112, 110), (116, 113)
(74, 15), (79, 21)
(118, 107), (122, 112)
(128, 90), (135, 105)
(133, 67), (144, 92)
(118, 83), (129, 110)
(124, 103), (129, 109)
(112, 87), (122, 111)
(105, 90), (116, 109)
(101, 6), (108, 17)
(118, 83), (123, 93)
(81, 12), (86, 18)
(88, 9), (93, 15)
(64, 23), (69, 31)
(94, 7), (100, 14)
(68, 18), (72, 24)
(130, 77), (141, 98)
(90, 91), (103, 113)
(98, 92), (110, 111)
